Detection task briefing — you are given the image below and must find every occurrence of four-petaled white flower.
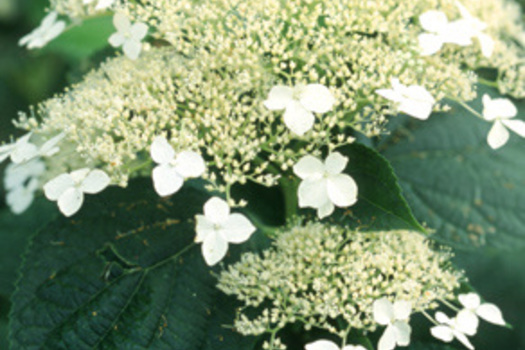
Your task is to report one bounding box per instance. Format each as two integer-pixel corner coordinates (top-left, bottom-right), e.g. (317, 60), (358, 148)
(150, 136), (206, 197)
(195, 197), (256, 266)
(108, 13), (149, 60)
(19, 11), (66, 49)
(305, 339), (366, 350)
(455, 1), (494, 58)
(44, 168), (111, 217)
(264, 84), (335, 136)
(418, 10), (473, 56)
(4, 159), (45, 214)
(373, 298), (412, 350)
(481, 94), (525, 149)
(293, 152), (358, 219)
(0, 132), (64, 164)
(458, 293), (506, 326)
(83, 0), (115, 10)
(376, 79), (435, 120)
(430, 311), (476, 350)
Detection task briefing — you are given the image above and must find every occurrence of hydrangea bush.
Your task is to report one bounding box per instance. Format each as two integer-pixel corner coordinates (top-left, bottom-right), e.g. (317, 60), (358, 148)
(2, 0), (525, 349)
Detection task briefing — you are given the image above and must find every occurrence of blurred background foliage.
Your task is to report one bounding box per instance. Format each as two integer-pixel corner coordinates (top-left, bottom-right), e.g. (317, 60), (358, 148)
(0, 0), (524, 349)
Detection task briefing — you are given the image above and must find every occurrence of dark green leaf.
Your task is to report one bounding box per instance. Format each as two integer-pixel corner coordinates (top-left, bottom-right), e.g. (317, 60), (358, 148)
(382, 86), (525, 249)
(9, 178), (259, 350)
(406, 342), (460, 350)
(332, 143), (425, 232)
(44, 15), (114, 61)
(0, 199), (57, 297)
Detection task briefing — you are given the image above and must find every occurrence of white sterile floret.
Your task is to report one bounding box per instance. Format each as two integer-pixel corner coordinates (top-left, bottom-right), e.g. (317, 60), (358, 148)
(150, 136), (205, 197)
(458, 293), (506, 326)
(108, 13), (148, 60)
(305, 339), (366, 350)
(373, 298), (412, 350)
(418, 10), (472, 56)
(0, 132), (65, 164)
(293, 152), (358, 219)
(376, 79), (435, 120)
(83, 0), (115, 10)
(263, 84), (335, 136)
(44, 168), (111, 217)
(19, 11), (66, 49)
(455, 1), (494, 58)
(4, 159), (45, 214)
(482, 94), (524, 149)
(431, 311), (476, 350)
(195, 197), (256, 266)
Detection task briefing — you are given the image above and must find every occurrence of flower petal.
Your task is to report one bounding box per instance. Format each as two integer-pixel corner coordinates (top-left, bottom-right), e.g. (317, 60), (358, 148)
(393, 321), (411, 346)
(419, 10), (449, 33)
(482, 94), (517, 120)
(297, 178), (328, 209)
(130, 22), (148, 40)
(398, 86), (434, 120)
(263, 86), (294, 110)
(174, 150), (206, 178)
(203, 197), (230, 224)
(10, 142), (38, 164)
(113, 13), (131, 32)
(39, 132), (65, 157)
(393, 300), (412, 320)
(453, 330), (475, 350)
(43, 21), (66, 43)
(70, 168), (90, 183)
(221, 213), (256, 244)
(151, 136), (175, 165)
(95, 0), (115, 10)
(58, 187), (84, 217)
(202, 232), (228, 266)
(476, 303), (505, 326)
(299, 84), (335, 113)
(152, 165), (184, 196)
(123, 40), (142, 60)
(80, 169), (110, 194)
(7, 185), (36, 214)
(324, 152), (348, 175)
(305, 340), (340, 350)
(343, 346), (367, 350)
(477, 33), (494, 58)
(458, 293), (481, 309)
(376, 88), (402, 103)
(435, 311), (451, 325)
(418, 33), (444, 56)
(430, 325), (454, 342)
(283, 100), (315, 136)
(501, 119), (525, 138)
(487, 120), (509, 149)
(456, 309), (479, 336)
(293, 155), (324, 180)
(327, 174), (358, 208)
(195, 215), (214, 243)
(373, 298), (394, 325)
(378, 325), (397, 350)
(108, 32), (125, 47)
(317, 200), (335, 219)
(44, 174), (74, 201)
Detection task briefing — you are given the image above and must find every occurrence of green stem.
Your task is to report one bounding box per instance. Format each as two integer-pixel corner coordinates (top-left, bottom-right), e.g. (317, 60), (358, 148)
(279, 175), (299, 221)
(448, 96), (484, 119)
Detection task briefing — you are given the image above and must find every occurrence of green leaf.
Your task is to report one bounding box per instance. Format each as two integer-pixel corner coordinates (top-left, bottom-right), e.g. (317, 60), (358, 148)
(406, 342), (460, 350)
(44, 15), (114, 61)
(0, 199), (57, 297)
(382, 87), (525, 249)
(9, 179), (258, 350)
(332, 143), (425, 232)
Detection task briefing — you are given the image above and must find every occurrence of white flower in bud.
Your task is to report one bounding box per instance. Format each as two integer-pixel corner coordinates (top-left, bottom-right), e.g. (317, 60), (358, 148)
(293, 152), (358, 219)
(373, 298), (412, 350)
(150, 136), (205, 197)
(44, 168), (110, 217)
(431, 311), (476, 350)
(305, 339), (366, 350)
(458, 293), (506, 326)
(376, 79), (435, 120)
(264, 84), (335, 136)
(108, 13), (148, 60)
(195, 197), (256, 266)
(19, 11), (66, 49)
(482, 94), (524, 149)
